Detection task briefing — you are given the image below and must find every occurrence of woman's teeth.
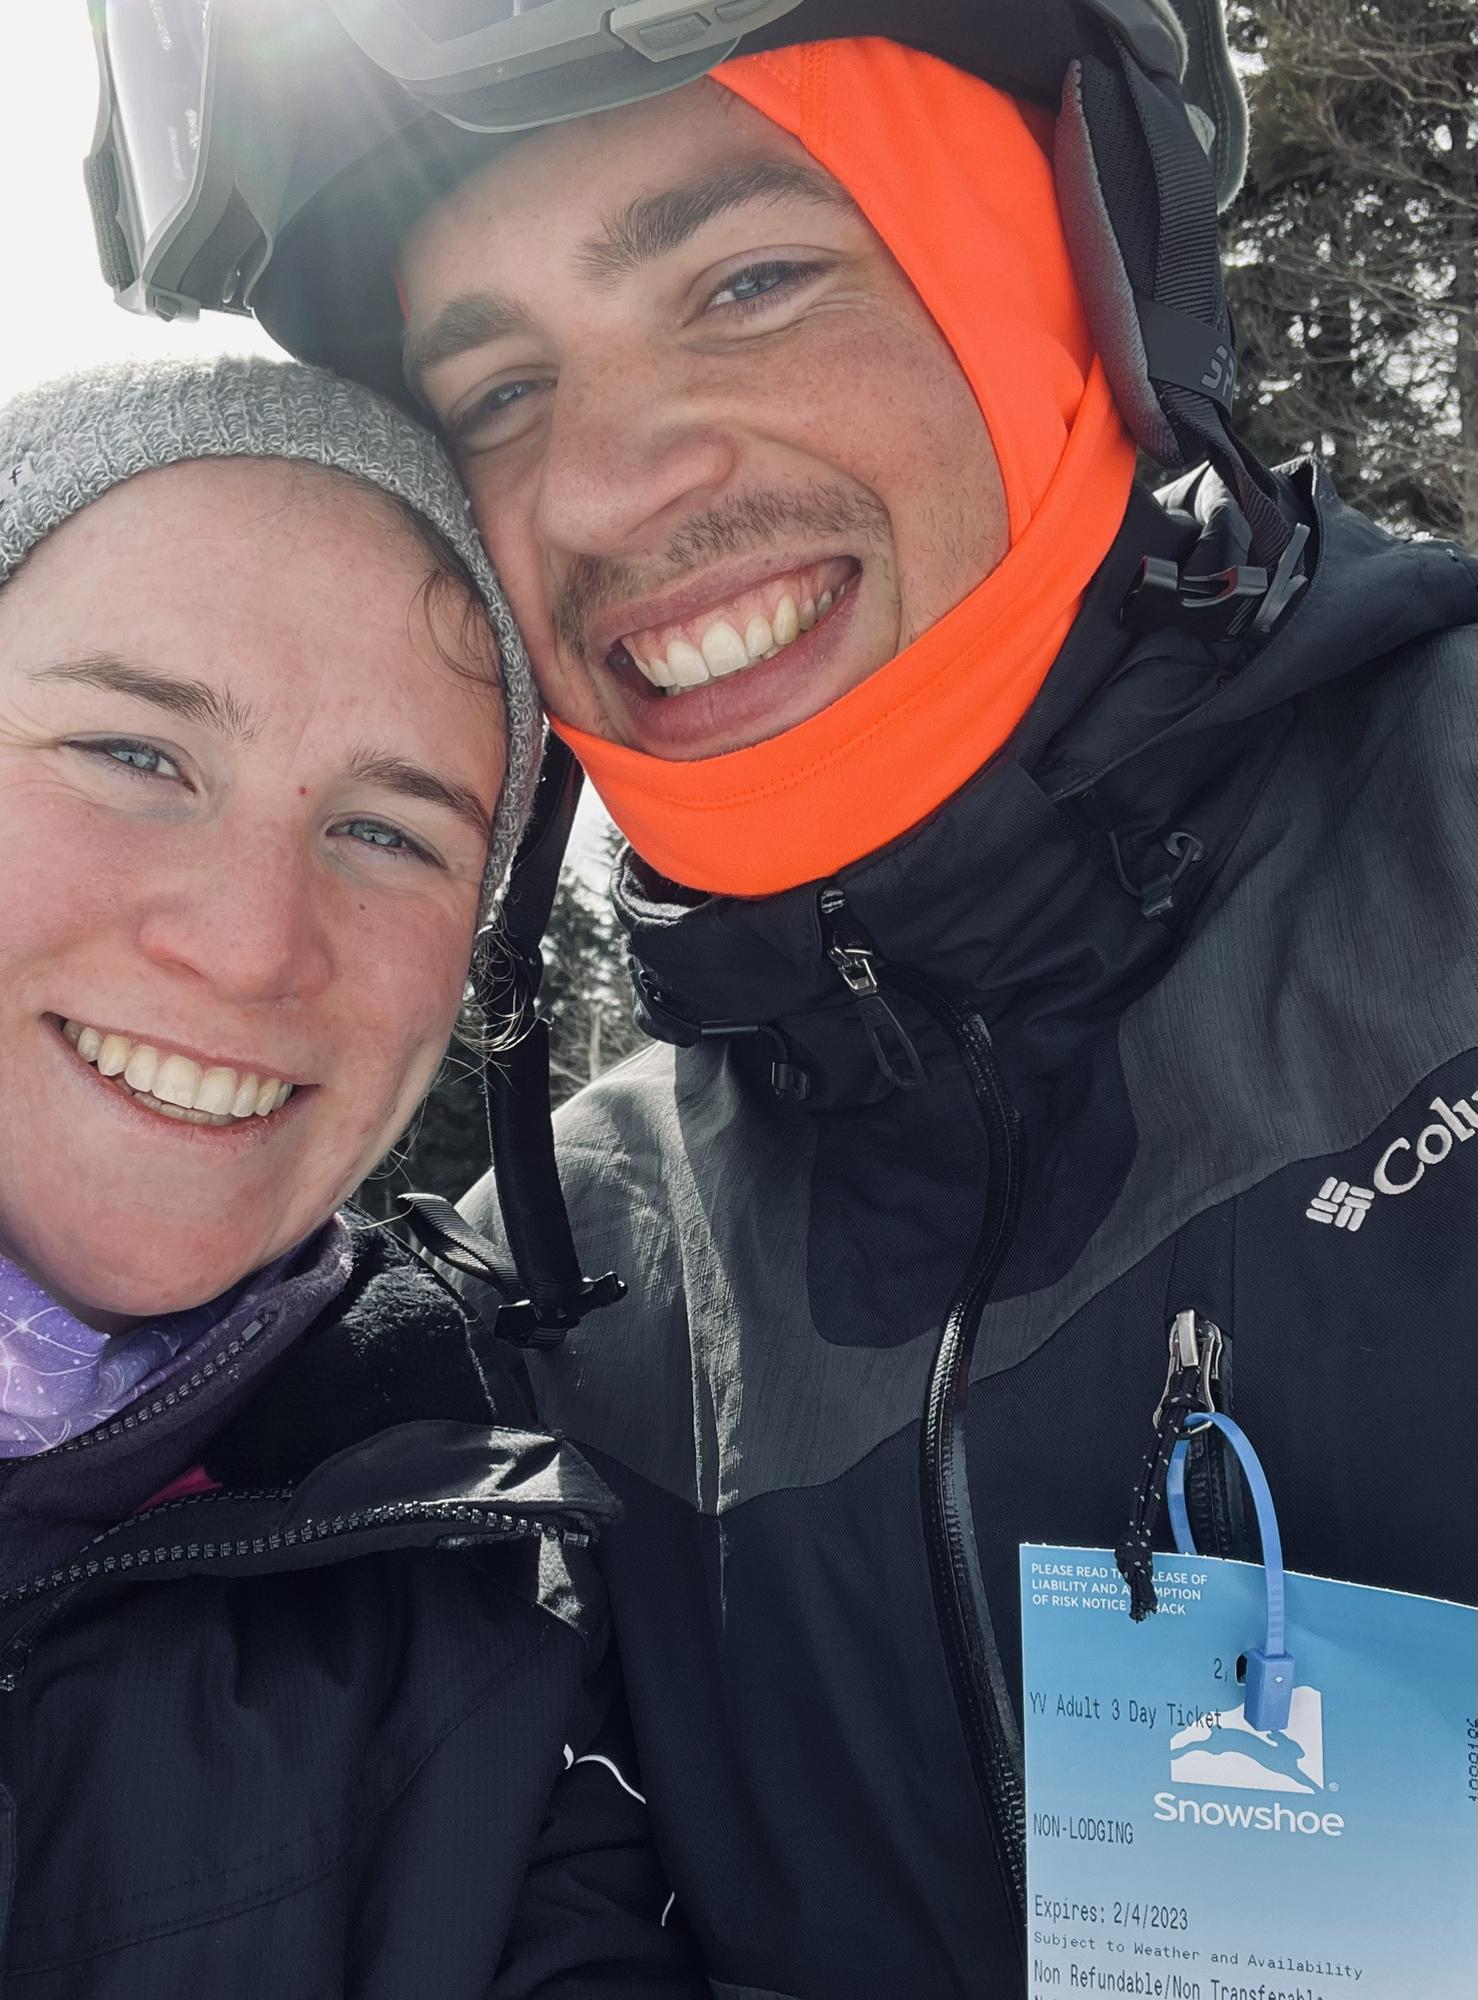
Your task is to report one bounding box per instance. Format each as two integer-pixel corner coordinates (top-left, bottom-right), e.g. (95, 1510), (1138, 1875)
(61, 1018), (294, 1127)
(624, 577), (847, 696)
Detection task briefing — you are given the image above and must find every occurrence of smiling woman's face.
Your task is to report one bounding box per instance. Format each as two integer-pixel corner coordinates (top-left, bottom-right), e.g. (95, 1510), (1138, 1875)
(0, 457), (506, 1329)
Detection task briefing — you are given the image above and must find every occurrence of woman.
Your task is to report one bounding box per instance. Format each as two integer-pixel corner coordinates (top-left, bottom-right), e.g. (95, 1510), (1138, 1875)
(0, 358), (696, 1996)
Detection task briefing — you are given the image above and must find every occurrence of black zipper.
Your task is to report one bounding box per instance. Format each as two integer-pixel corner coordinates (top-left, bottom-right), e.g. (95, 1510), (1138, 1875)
(817, 886), (927, 1090)
(818, 887), (1028, 1949)
(40, 1315), (272, 1458)
(0, 1491), (591, 1691)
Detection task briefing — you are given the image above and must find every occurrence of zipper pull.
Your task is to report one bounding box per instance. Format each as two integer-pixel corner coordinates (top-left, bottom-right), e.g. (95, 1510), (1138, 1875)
(1152, 1310), (1222, 1429)
(817, 886), (927, 1091)
(1116, 1311), (1224, 1621)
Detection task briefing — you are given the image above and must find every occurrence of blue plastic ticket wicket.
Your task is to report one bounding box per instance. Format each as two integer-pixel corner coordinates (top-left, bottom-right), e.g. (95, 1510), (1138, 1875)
(1020, 1546), (1477, 2000)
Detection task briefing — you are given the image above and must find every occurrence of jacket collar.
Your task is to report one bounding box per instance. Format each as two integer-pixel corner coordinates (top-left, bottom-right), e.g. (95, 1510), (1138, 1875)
(612, 469), (1474, 1115)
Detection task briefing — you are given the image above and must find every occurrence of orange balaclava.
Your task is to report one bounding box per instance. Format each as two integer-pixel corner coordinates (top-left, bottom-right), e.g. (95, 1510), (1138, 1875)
(553, 38), (1137, 897)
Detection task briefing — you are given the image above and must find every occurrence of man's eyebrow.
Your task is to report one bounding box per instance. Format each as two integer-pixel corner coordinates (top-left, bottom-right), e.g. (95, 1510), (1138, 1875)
(349, 750), (494, 847)
(403, 291), (535, 404)
(401, 160), (855, 400)
(575, 159), (856, 284)
(29, 654), (260, 739)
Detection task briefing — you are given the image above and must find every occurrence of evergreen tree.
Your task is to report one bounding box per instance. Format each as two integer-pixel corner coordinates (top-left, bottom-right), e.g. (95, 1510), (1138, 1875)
(538, 831), (650, 1107)
(1223, 0), (1477, 540)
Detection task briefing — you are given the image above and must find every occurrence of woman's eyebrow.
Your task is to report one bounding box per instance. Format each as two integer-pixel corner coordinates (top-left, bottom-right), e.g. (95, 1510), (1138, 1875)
(30, 653), (261, 739)
(348, 749), (494, 845)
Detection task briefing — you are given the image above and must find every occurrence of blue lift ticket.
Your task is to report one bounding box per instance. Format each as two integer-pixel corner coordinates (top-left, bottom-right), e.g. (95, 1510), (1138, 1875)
(1019, 1546), (1477, 2000)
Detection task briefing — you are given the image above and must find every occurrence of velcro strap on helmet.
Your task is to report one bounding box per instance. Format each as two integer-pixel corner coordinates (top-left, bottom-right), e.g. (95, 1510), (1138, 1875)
(1056, 34), (1294, 566)
(83, 149), (136, 294)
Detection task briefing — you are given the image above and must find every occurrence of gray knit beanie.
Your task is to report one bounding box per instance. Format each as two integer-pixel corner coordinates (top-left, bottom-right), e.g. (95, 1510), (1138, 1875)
(0, 355), (540, 917)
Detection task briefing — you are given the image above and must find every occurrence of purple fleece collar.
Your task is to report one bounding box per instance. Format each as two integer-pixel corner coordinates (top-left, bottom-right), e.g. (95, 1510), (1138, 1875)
(0, 1217), (355, 1594)
(0, 1258), (266, 1456)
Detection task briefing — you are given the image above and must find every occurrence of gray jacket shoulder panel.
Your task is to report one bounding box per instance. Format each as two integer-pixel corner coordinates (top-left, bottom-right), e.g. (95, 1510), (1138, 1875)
(463, 625), (1475, 1509)
(972, 621), (1477, 1375)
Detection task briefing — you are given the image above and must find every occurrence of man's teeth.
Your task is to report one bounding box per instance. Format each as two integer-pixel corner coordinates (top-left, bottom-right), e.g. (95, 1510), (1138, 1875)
(628, 581), (842, 695)
(61, 1018), (294, 1126)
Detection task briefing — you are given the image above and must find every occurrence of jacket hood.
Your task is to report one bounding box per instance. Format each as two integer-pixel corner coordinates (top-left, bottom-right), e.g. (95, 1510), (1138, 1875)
(554, 38), (1137, 897)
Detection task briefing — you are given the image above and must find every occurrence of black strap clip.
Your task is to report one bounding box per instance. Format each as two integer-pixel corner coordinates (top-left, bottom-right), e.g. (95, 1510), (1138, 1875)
(1122, 523), (1310, 643)
(635, 969), (811, 1102)
(1116, 1312), (1224, 1620)
(492, 1272), (627, 1349)
(394, 1192), (625, 1351)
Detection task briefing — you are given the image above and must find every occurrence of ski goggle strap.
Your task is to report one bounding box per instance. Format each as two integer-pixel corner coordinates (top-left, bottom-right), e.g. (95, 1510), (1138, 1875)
(323, 0), (806, 126)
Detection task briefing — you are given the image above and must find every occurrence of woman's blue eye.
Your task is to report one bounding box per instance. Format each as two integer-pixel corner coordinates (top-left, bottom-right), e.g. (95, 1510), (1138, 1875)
(337, 818), (437, 865)
(77, 738), (183, 782)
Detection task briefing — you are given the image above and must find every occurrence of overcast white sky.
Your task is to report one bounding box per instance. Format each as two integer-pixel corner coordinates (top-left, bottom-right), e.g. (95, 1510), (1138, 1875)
(0, 5), (286, 396)
(0, 4), (614, 877)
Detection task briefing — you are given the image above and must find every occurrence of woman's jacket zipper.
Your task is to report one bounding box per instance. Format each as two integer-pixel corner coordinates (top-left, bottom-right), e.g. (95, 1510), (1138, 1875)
(40, 1315), (274, 1458)
(0, 1489), (592, 1690)
(819, 887), (1029, 1951)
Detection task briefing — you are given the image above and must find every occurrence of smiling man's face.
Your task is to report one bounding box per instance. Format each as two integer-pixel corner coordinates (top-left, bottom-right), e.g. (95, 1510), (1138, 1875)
(400, 80), (1007, 761)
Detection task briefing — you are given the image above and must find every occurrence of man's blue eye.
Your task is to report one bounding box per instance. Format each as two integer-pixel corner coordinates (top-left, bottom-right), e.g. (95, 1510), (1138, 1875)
(729, 267), (786, 300)
(712, 260), (825, 313)
(448, 377), (543, 446)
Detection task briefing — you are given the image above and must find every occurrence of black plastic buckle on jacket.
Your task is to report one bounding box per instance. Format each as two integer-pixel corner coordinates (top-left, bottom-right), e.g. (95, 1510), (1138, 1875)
(494, 1273), (628, 1348)
(1121, 523), (1310, 643)
(392, 1192), (625, 1350)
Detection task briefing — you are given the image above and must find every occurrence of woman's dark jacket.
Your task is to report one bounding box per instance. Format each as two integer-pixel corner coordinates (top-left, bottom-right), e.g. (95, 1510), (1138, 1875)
(0, 1213), (700, 1997)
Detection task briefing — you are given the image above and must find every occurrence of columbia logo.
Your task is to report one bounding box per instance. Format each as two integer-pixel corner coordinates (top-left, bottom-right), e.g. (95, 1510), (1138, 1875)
(1304, 1086), (1478, 1235)
(1305, 1178), (1375, 1231)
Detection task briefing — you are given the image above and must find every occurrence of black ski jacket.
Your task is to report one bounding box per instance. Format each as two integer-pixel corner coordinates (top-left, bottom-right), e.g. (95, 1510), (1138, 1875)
(460, 467), (1477, 1999)
(0, 1215), (703, 1997)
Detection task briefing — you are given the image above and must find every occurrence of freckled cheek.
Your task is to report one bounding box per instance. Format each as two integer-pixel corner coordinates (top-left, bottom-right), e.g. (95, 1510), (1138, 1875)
(327, 913), (470, 1130)
(753, 312), (985, 494)
(0, 802), (155, 973)
(467, 492), (563, 664)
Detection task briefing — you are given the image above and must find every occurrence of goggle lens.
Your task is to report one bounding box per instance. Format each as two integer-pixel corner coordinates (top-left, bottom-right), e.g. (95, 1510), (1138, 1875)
(101, 0), (211, 260)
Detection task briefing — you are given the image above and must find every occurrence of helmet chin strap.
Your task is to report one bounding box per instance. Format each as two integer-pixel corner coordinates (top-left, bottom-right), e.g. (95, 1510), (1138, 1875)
(397, 736), (626, 1348)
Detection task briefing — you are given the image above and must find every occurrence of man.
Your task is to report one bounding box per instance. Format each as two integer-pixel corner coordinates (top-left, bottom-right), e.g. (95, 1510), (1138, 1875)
(86, 5), (1477, 1993)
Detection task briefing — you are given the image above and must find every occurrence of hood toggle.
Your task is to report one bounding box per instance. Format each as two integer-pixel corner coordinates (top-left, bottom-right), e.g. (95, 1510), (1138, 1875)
(1108, 828), (1206, 923)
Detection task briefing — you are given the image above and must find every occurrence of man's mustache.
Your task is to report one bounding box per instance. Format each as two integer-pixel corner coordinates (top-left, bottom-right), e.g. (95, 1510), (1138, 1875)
(552, 486), (887, 658)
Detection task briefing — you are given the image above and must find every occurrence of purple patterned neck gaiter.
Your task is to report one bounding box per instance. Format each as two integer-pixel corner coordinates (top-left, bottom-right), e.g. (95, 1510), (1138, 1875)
(0, 1255), (252, 1456)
